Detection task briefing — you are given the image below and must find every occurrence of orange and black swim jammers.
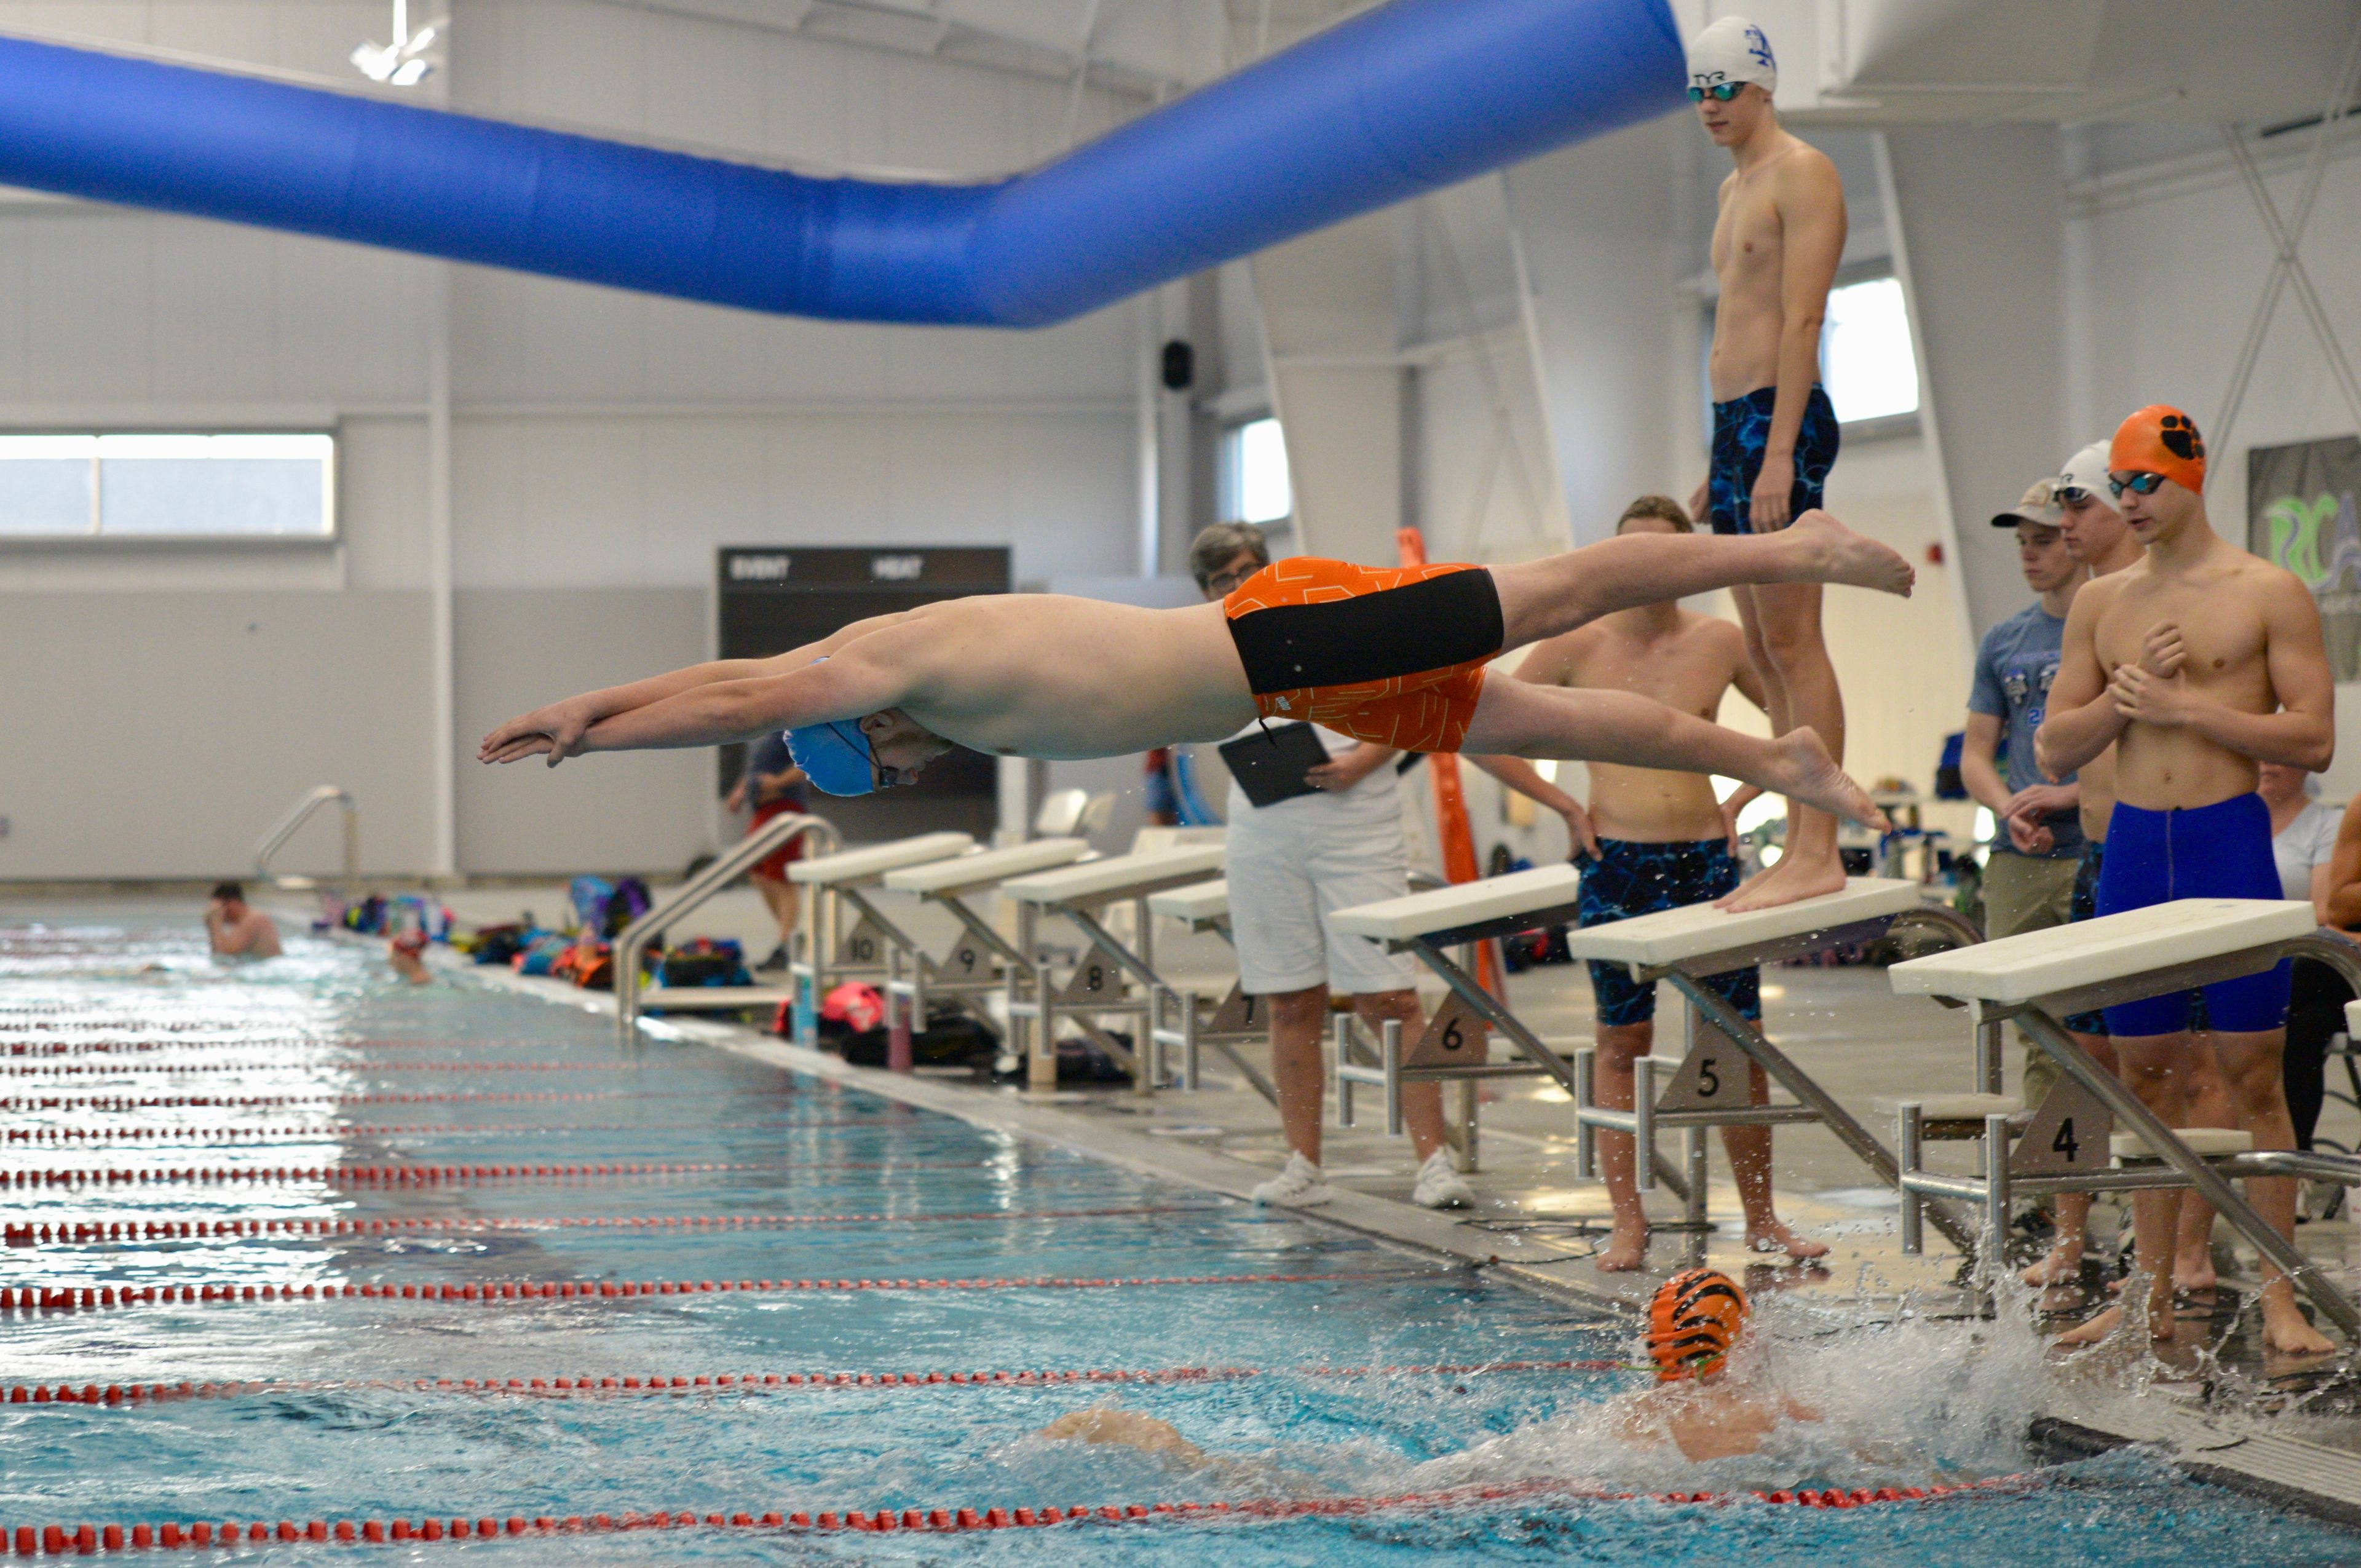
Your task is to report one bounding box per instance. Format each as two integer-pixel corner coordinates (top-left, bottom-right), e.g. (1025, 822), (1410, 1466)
(1220, 558), (1505, 754)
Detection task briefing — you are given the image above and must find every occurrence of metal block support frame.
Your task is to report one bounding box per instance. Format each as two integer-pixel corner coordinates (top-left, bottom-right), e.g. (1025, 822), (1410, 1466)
(1896, 930), (2361, 1339)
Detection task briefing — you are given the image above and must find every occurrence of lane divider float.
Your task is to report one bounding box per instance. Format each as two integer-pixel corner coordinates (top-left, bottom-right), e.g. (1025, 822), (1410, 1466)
(0, 1475), (2040, 1552)
(2, 1360), (1623, 1407)
(0, 1064), (657, 1079)
(0, 1271), (1405, 1314)
(1, 1119), (888, 1142)
(0, 1157), (1047, 1189)
(6, 1205), (1216, 1246)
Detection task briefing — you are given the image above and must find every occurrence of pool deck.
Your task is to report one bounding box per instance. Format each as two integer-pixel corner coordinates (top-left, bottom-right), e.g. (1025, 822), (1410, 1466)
(424, 909), (2361, 1530)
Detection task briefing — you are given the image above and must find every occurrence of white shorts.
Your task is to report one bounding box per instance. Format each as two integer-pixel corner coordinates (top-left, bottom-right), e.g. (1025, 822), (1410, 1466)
(1224, 805), (1421, 997)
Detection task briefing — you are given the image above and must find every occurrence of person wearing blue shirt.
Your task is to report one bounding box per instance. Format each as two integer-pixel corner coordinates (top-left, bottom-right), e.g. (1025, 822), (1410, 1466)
(1963, 480), (2085, 965)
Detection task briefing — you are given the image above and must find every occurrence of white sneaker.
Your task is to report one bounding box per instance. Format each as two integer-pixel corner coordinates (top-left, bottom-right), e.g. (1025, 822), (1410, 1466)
(1412, 1149), (1474, 1210)
(1251, 1151), (1335, 1208)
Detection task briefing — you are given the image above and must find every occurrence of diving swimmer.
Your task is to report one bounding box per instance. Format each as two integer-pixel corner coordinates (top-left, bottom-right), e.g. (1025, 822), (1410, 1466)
(480, 518), (1910, 835)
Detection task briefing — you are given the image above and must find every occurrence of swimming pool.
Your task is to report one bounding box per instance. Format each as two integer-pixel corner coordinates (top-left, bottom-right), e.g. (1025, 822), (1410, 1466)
(2, 905), (2355, 1566)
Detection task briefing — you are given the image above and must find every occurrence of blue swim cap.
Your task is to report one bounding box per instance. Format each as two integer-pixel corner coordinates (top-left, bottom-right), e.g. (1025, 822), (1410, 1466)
(786, 719), (876, 797)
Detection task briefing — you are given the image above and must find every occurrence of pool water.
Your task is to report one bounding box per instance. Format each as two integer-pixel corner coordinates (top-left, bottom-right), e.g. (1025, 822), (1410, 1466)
(2, 906), (2357, 1565)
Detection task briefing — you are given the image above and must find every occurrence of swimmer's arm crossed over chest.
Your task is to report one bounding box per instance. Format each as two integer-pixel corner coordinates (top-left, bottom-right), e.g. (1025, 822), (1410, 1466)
(2036, 576), (2134, 782)
(2103, 572), (2333, 771)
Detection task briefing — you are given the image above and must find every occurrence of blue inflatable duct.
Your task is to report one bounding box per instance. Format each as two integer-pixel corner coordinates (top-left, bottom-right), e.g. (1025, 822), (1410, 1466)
(0, 0), (1682, 326)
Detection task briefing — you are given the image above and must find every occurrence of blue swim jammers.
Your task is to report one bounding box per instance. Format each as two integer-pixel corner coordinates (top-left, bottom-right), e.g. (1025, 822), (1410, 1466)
(1706, 384), (1840, 536)
(1576, 838), (1761, 1028)
(2094, 793), (2290, 1037)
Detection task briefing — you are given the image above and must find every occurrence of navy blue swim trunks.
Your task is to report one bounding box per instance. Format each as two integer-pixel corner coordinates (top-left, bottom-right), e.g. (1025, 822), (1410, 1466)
(2095, 794), (2290, 1038)
(1576, 838), (1761, 1028)
(1707, 384), (1840, 536)
(2062, 837), (2107, 1036)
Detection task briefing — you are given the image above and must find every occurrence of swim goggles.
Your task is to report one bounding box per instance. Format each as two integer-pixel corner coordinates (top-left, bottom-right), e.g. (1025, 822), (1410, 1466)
(1687, 82), (1745, 102)
(2052, 485), (2096, 505)
(2106, 471), (2167, 499)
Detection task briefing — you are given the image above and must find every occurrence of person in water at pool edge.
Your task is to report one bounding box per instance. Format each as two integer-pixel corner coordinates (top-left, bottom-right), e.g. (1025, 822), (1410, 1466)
(1034, 1270), (1817, 1470)
(481, 517), (1912, 882)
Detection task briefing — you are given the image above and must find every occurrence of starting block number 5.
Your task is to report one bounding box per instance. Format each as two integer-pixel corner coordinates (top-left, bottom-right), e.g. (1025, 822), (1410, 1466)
(1655, 1043), (1737, 1112)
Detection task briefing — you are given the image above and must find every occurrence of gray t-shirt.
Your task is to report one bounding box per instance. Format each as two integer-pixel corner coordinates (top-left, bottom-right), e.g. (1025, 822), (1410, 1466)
(2272, 797), (2344, 905)
(1969, 601), (2082, 858)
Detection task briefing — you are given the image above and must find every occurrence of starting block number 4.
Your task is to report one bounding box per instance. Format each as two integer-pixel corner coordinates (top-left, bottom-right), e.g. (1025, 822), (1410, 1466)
(2010, 1077), (2111, 1176)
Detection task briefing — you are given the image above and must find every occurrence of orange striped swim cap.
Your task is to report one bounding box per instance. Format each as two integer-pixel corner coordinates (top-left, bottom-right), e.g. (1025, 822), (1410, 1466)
(1647, 1268), (1749, 1382)
(2110, 405), (2206, 496)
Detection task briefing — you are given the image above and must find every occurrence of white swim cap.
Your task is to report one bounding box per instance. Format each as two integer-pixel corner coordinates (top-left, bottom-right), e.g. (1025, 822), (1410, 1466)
(1687, 16), (1778, 99)
(2054, 441), (2114, 505)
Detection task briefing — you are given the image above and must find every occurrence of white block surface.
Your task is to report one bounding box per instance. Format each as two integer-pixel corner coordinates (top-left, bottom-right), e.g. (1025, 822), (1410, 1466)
(1890, 898), (2313, 1003)
(788, 831), (975, 885)
(1561, 878), (1923, 967)
(2111, 1127), (2254, 1161)
(1326, 864), (1583, 943)
(884, 837), (1090, 894)
(1147, 879), (1230, 922)
(1000, 844), (1225, 905)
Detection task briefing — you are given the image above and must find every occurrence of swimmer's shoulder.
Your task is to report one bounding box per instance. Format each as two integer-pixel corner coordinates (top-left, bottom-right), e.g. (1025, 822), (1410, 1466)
(1511, 624), (1602, 686)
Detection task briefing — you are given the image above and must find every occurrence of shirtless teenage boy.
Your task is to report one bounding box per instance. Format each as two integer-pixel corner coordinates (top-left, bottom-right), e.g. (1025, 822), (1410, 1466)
(2036, 406), (2336, 1356)
(204, 882), (282, 959)
(1514, 496), (1826, 1272)
(481, 519), (1910, 843)
(1683, 17), (1853, 913)
(2020, 441), (2235, 1296)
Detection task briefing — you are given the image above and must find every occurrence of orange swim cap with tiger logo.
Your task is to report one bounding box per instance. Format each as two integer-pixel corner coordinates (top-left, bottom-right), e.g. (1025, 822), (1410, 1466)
(2110, 404), (2206, 495)
(1647, 1267), (1749, 1382)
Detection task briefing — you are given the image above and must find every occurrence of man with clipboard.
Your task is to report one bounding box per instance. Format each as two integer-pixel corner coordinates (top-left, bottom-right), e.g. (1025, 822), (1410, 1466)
(1192, 525), (1593, 1211)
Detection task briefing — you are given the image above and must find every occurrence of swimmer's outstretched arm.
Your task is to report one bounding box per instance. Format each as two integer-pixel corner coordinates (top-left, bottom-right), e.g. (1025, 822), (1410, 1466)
(477, 612), (912, 764)
(484, 655), (913, 766)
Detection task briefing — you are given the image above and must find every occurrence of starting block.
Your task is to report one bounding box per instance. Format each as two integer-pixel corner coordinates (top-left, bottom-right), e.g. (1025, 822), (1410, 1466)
(1560, 877), (1984, 1262)
(1328, 865), (1597, 1174)
(783, 832), (976, 1047)
(1890, 897), (2361, 1332)
(999, 844), (1226, 1093)
(869, 837), (1093, 1071)
(1141, 881), (1279, 1107)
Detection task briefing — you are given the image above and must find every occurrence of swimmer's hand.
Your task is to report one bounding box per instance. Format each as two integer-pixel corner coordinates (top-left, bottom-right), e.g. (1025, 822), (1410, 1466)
(2139, 622), (2186, 678)
(1687, 478), (1712, 531)
(1718, 785), (1762, 858)
(2106, 663), (2194, 728)
(1304, 743), (1391, 793)
(480, 699), (598, 768)
(1749, 451), (1795, 532)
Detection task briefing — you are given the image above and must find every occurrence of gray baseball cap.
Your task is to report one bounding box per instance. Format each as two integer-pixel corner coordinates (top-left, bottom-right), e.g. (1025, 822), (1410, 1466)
(1990, 478), (2063, 529)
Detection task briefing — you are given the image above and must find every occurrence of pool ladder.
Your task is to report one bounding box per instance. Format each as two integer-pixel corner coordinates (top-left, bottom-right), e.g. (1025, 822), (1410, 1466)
(614, 812), (840, 1041)
(251, 786), (358, 893)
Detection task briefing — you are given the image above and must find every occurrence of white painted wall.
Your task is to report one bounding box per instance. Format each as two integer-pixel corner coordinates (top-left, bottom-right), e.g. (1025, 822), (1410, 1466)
(0, 0), (1150, 878)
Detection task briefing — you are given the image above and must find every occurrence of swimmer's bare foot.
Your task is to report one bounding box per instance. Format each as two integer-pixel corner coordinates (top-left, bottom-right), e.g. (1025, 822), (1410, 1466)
(2173, 1251), (2219, 1294)
(1783, 509), (1914, 598)
(1754, 731), (1889, 839)
(1594, 1214), (1649, 1273)
(2052, 1302), (2175, 1348)
(1744, 1219), (1830, 1263)
(2260, 1279), (2336, 1356)
(1717, 841), (1848, 913)
(2022, 1241), (2085, 1288)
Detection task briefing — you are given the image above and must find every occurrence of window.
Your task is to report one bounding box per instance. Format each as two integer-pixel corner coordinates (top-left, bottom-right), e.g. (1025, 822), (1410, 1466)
(0, 433), (336, 540)
(1217, 417), (1292, 526)
(1818, 275), (1920, 426)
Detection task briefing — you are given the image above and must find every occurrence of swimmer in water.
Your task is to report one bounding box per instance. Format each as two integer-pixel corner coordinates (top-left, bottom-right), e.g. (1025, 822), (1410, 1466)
(1037, 1270), (1818, 1476)
(203, 881), (282, 960)
(1600, 1267), (1817, 1462)
(481, 521), (1915, 871)
(388, 929), (432, 985)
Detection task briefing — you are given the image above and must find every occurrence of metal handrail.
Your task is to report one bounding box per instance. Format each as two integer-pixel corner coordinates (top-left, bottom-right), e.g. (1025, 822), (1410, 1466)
(614, 811), (840, 1041)
(252, 785), (357, 891)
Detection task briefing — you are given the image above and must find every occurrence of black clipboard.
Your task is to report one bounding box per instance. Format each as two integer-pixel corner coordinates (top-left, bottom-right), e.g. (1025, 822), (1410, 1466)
(1218, 723), (1333, 809)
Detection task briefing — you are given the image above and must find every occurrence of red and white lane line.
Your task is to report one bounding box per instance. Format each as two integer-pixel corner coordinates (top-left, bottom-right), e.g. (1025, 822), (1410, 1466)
(0, 1475), (2039, 1553)
(0, 1093), (706, 1111)
(0, 1157), (1030, 1188)
(7, 1205), (1216, 1246)
(0, 1271), (1409, 1313)
(2, 1119), (891, 1142)
(4, 1360), (1624, 1407)
(0, 1064), (657, 1078)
